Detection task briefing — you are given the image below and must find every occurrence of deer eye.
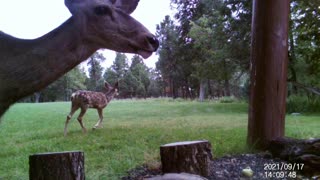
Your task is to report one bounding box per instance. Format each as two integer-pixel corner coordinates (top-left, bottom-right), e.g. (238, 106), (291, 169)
(94, 6), (112, 16)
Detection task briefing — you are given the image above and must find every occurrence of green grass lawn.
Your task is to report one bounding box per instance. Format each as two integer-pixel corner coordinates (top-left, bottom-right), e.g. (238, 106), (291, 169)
(0, 99), (318, 179)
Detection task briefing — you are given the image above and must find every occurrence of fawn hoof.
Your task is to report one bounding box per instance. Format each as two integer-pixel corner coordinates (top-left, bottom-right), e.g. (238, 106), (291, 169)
(82, 128), (87, 133)
(93, 125), (103, 130)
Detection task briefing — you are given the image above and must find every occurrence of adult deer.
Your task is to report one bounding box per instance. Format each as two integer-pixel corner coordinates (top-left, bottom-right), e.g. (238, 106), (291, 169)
(0, 0), (159, 118)
(64, 81), (118, 136)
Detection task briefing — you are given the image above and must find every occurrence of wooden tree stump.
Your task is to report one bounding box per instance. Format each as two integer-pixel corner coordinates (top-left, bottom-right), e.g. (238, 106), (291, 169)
(29, 151), (85, 180)
(268, 137), (320, 176)
(160, 140), (213, 177)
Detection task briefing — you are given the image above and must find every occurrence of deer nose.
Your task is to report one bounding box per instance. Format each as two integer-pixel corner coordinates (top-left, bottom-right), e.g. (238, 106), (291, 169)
(147, 36), (159, 51)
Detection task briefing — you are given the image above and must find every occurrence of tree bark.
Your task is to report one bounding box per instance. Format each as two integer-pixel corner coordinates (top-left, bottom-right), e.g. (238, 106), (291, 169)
(248, 0), (290, 149)
(207, 80), (213, 98)
(288, 14), (298, 94)
(160, 140), (213, 177)
(268, 137), (320, 176)
(34, 92), (41, 103)
(29, 151), (85, 180)
(224, 79), (231, 97)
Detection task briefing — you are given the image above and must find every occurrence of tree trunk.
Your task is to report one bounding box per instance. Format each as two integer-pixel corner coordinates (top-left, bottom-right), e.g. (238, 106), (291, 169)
(207, 80), (213, 98)
(248, 0), (290, 149)
(169, 77), (175, 98)
(288, 13), (298, 94)
(224, 79), (231, 97)
(29, 151), (85, 180)
(218, 81), (224, 97)
(223, 59), (231, 97)
(34, 92), (41, 103)
(160, 140), (213, 177)
(172, 83), (178, 99)
(199, 79), (207, 102)
(268, 137), (320, 176)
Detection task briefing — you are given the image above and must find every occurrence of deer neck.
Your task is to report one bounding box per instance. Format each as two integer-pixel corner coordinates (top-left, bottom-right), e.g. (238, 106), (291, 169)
(0, 17), (98, 106)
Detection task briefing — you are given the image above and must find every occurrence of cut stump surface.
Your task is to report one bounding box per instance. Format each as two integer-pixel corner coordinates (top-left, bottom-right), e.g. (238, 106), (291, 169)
(160, 140), (213, 177)
(29, 151), (85, 180)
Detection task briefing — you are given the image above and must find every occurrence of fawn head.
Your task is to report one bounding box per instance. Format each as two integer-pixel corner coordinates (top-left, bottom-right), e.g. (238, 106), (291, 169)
(104, 81), (119, 98)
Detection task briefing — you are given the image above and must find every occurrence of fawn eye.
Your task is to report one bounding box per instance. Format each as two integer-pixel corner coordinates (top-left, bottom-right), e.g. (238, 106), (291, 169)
(94, 6), (112, 16)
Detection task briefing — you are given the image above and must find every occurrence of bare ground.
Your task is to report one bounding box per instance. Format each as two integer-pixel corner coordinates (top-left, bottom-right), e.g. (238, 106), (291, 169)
(122, 153), (315, 180)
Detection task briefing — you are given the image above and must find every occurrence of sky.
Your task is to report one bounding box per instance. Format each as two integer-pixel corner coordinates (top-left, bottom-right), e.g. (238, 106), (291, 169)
(0, 0), (175, 69)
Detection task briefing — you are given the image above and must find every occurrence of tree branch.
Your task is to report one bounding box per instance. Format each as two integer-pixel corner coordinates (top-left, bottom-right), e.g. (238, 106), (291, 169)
(289, 81), (320, 96)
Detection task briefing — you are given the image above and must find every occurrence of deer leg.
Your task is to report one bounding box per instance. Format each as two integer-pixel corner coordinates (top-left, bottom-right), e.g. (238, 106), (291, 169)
(77, 107), (87, 133)
(93, 108), (103, 129)
(64, 105), (79, 136)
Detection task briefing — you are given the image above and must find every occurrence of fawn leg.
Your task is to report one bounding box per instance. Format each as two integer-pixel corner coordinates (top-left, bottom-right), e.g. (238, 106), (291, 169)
(77, 107), (87, 133)
(64, 105), (79, 136)
(93, 108), (103, 129)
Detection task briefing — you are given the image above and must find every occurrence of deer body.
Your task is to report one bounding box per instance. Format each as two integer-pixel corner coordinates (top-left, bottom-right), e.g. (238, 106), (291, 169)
(0, 0), (159, 118)
(0, 19), (97, 117)
(64, 82), (118, 136)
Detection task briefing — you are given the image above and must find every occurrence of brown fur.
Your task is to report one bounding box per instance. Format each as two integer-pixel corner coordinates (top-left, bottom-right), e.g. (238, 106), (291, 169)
(0, 0), (158, 118)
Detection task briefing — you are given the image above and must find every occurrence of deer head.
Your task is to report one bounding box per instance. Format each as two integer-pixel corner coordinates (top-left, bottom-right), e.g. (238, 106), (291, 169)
(64, 0), (159, 58)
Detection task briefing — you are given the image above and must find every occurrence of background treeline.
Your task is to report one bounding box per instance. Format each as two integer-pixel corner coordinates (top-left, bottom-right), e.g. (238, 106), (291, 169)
(22, 52), (165, 102)
(156, 0), (320, 112)
(23, 0), (320, 112)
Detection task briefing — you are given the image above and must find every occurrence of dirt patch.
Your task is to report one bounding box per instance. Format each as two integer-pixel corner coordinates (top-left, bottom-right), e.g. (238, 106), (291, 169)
(122, 153), (312, 180)
(122, 165), (161, 180)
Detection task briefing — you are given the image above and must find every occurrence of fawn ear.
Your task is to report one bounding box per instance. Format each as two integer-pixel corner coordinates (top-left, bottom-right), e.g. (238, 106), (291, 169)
(104, 81), (111, 89)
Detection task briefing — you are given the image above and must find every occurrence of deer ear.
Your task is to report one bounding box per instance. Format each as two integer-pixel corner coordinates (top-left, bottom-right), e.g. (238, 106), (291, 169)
(65, 0), (139, 15)
(65, 0), (80, 15)
(113, 0), (140, 14)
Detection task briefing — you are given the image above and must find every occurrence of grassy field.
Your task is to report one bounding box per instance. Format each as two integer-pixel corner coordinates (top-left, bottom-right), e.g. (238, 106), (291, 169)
(0, 99), (318, 179)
